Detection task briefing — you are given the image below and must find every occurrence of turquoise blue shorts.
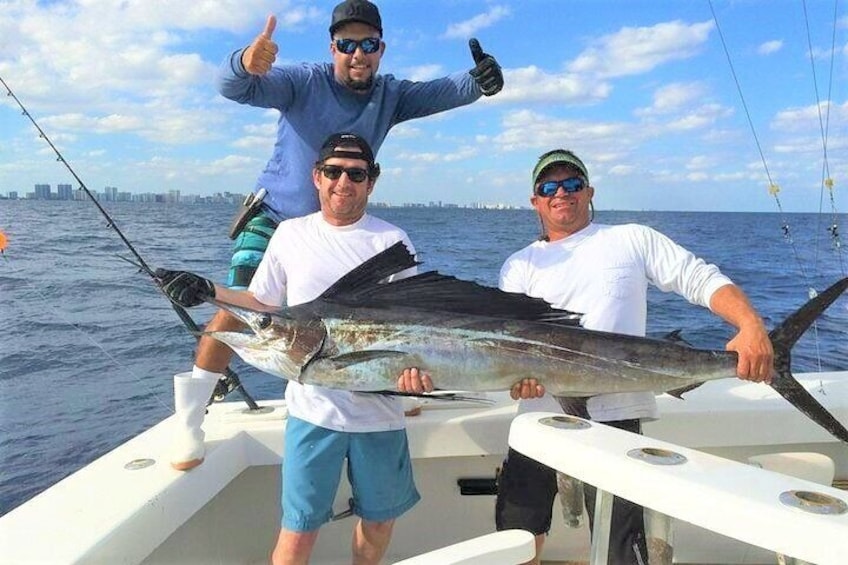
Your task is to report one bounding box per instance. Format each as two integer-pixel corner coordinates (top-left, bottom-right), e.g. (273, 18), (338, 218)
(282, 416), (420, 532)
(227, 210), (277, 289)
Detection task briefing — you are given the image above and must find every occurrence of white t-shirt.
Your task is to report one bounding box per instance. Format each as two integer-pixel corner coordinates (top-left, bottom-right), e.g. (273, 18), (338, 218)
(249, 212), (416, 432)
(500, 222), (733, 422)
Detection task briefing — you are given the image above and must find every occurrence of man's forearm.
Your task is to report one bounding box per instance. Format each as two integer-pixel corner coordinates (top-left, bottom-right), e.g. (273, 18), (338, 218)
(213, 285), (276, 311)
(709, 283), (766, 331)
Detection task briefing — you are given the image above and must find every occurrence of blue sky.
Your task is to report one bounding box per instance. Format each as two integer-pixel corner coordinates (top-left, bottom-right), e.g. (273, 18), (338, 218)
(0, 0), (846, 212)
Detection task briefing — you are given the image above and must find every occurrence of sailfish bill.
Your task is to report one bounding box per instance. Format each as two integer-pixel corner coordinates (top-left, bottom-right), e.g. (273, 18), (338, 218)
(203, 242), (848, 444)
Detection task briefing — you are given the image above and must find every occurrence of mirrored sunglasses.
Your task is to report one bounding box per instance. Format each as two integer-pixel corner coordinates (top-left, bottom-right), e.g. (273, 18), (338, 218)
(320, 165), (369, 182)
(536, 177), (587, 197)
(334, 37), (381, 55)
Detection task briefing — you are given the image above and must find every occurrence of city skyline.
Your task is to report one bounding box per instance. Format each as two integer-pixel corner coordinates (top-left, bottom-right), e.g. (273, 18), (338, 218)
(0, 182), (523, 210)
(1, 181), (231, 204)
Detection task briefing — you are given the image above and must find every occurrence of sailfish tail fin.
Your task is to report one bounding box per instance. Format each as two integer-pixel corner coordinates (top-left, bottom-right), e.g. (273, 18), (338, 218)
(768, 277), (848, 443)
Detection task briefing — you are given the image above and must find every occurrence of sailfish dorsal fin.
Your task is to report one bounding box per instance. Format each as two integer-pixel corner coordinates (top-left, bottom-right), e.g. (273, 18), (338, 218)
(317, 241), (582, 325)
(319, 241), (420, 301)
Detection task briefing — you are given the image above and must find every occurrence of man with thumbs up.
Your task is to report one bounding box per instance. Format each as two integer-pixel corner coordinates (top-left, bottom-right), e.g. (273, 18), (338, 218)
(217, 0), (501, 242)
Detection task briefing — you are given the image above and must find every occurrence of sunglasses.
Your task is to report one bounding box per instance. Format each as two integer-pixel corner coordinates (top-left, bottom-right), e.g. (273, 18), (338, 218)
(334, 37), (381, 55)
(535, 177), (587, 197)
(320, 165), (369, 183)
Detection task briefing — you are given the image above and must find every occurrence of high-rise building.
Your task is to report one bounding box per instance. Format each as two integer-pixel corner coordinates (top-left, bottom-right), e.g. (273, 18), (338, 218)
(34, 184), (51, 200)
(57, 183), (73, 200)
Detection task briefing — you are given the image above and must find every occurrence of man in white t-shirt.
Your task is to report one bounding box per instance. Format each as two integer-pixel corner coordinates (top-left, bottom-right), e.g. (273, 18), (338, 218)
(157, 133), (432, 565)
(496, 149), (774, 565)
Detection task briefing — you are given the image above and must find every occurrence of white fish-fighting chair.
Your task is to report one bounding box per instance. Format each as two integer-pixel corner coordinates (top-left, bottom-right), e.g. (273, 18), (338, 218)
(747, 452), (836, 565)
(393, 529), (535, 565)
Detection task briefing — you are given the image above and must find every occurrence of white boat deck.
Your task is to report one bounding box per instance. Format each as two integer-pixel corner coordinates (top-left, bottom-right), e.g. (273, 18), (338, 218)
(1, 372), (846, 564)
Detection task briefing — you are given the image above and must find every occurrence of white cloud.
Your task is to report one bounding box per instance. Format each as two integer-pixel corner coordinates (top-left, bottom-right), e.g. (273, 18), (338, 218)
(493, 109), (636, 154)
(397, 151), (442, 163)
(207, 154), (259, 173)
(569, 20), (714, 79)
(443, 6), (510, 39)
(385, 123), (423, 140)
(665, 103), (733, 131)
(758, 40), (783, 55)
(636, 82), (706, 116)
(608, 164), (637, 176)
(443, 146), (479, 162)
(685, 155), (717, 171)
(233, 135), (274, 149)
(772, 101), (847, 133)
(685, 171), (709, 181)
(494, 66), (611, 104)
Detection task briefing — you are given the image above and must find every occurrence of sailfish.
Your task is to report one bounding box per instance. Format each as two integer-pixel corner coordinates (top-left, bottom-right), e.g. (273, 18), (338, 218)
(202, 242), (848, 444)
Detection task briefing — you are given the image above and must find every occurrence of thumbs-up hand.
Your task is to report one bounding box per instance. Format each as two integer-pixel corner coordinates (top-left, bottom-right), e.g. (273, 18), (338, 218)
(242, 15), (279, 75)
(468, 38), (503, 96)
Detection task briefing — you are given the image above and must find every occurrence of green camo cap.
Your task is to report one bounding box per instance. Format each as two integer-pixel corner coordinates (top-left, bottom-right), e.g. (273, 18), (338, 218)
(532, 149), (589, 189)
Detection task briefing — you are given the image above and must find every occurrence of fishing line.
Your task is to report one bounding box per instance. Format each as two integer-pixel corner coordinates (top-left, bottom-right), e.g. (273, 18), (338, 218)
(706, 1), (848, 372)
(1, 251), (174, 413)
(706, 0), (810, 282)
(801, 0), (845, 278)
(1, 75), (259, 410)
(806, 0), (845, 371)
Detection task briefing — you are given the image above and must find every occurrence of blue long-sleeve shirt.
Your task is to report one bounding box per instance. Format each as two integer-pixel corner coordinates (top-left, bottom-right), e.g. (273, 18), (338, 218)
(216, 49), (483, 221)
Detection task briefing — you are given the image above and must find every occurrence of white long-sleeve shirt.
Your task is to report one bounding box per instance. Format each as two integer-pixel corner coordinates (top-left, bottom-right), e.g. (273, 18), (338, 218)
(500, 222), (733, 421)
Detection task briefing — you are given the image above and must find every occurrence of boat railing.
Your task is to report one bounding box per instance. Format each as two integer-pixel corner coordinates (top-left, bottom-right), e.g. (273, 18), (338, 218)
(509, 412), (848, 565)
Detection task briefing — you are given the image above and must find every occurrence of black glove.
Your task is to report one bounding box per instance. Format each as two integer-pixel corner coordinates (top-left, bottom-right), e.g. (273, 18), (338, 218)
(468, 38), (503, 96)
(155, 268), (215, 308)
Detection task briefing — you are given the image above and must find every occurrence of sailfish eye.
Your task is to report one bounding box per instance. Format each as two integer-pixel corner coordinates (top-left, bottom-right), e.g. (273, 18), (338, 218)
(258, 314), (272, 330)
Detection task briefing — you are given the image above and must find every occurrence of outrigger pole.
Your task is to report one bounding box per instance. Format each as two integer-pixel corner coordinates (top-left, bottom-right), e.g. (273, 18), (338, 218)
(1, 76), (259, 411)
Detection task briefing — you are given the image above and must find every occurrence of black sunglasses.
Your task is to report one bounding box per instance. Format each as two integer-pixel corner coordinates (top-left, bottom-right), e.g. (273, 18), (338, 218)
(536, 177), (587, 197)
(319, 165), (369, 183)
(334, 37), (381, 55)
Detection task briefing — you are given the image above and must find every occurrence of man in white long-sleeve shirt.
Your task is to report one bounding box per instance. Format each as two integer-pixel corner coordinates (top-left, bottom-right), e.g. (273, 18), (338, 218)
(495, 149), (774, 565)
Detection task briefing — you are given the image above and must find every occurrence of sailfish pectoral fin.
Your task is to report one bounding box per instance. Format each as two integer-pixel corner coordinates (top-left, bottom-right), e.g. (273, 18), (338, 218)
(322, 350), (408, 370)
(298, 350), (413, 391)
(666, 382), (704, 399)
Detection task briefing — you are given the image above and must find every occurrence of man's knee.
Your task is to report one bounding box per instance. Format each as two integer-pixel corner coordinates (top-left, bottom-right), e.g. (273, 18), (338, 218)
(205, 309), (246, 332)
(354, 519), (395, 564)
(195, 310), (246, 371)
(361, 518), (394, 537)
(271, 528), (319, 565)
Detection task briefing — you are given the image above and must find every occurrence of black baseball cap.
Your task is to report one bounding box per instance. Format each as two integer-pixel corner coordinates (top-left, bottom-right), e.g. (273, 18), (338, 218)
(317, 133), (380, 178)
(329, 0), (383, 36)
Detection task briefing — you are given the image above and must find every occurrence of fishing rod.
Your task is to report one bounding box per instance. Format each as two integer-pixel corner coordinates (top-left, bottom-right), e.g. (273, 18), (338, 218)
(1, 75), (259, 411)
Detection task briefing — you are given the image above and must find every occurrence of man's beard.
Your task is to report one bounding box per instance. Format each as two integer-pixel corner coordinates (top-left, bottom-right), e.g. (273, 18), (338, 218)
(345, 76), (373, 91)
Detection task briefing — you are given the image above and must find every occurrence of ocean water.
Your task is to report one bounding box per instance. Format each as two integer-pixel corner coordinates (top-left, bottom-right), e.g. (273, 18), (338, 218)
(1, 201), (846, 516)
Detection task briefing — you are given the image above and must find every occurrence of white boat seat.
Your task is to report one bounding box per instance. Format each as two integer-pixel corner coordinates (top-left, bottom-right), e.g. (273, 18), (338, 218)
(393, 529), (535, 565)
(747, 452), (835, 486)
